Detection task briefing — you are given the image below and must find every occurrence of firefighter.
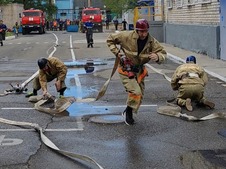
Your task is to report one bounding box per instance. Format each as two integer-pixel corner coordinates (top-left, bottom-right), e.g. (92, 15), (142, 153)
(26, 57), (67, 98)
(106, 19), (167, 125)
(0, 20), (7, 46)
(171, 55), (215, 111)
(84, 18), (94, 48)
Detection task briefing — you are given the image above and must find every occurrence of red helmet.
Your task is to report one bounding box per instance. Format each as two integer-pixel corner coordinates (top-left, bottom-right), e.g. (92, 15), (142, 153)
(135, 19), (149, 31)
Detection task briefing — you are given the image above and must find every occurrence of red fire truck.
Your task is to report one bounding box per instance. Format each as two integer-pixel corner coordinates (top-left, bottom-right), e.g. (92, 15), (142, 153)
(81, 7), (103, 33)
(21, 9), (46, 35)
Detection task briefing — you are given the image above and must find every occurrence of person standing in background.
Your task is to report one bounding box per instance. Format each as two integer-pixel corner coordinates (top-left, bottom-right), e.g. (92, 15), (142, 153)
(122, 19), (127, 30)
(0, 20), (7, 46)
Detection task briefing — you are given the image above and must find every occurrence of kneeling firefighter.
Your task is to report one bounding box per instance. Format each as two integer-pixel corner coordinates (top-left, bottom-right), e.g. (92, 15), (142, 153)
(171, 55), (215, 111)
(106, 19), (167, 125)
(26, 57), (67, 98)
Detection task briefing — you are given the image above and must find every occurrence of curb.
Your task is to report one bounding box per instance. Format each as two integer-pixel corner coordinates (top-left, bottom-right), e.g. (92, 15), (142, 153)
(167, 52), (226, 83)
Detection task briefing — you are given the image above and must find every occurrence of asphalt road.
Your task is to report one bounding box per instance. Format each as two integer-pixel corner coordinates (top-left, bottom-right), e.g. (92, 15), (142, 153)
(0, 30), (226, 169)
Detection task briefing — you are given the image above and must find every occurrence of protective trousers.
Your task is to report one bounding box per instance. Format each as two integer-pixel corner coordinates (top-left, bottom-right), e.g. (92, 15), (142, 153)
(32, 74), (66, 92)
(177, 84), (205, 106)
(0, 32), (3, 43)
(86, 28), (93, 45)
(118, 67), (147, 113)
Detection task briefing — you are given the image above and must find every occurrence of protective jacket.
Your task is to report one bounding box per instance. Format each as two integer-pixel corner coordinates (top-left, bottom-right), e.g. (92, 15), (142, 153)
(171, 63), (208, 90)
(107, 30), (166, 66)
(39, 57), (67, 91)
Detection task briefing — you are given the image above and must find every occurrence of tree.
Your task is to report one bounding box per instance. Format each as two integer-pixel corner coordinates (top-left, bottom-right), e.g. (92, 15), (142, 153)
(102, 0), (137, 16)
(0, 0), (13, 5)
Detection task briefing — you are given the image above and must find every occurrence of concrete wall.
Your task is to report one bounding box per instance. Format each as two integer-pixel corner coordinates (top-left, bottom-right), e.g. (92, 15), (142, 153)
(163, 0), (220, 59)
(164, 23), (220, 59)
(149, 21), (164, 43)
(0, 3), (24, 29)
(165, 0), (220, 25)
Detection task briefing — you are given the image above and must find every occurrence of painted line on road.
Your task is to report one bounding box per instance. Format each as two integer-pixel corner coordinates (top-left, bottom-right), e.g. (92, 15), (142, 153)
(70, 35), (76, 61)
(93, 105), (157, 108)
(2, 108), (35, 110)
(2, 104), (157, 110)
(0, 128), (83, 132)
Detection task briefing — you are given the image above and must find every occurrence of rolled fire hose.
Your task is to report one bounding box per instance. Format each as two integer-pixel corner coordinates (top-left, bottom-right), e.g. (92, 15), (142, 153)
(0, 117), (104, 169)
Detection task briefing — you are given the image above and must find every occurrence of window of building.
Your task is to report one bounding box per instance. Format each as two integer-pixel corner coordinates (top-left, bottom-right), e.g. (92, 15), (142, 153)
(176, 0), (183, 8)
(167, 0), (173, 9)
(200, 0), (212, 4)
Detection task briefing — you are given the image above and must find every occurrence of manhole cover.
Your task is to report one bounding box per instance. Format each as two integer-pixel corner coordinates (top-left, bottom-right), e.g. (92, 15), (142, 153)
(89, 115), (124, 124)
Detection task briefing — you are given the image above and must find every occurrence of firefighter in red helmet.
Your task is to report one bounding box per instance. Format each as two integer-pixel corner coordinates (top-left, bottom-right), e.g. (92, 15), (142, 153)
(106, 19), (167, 125)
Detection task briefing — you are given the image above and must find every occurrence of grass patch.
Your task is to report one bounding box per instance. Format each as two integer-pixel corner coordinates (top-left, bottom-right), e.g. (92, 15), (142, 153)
(6, 31), (14, 37)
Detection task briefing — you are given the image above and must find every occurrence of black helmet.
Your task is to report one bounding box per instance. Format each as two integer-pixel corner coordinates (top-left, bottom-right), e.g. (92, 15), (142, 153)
(38, 58), (48, 69)
(186, 55), (196, 64)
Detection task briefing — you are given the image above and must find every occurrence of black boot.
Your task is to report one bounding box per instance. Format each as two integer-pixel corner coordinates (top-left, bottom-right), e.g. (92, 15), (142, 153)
(0, 42), (3, 46)
(122, 106), (134, 125)
(25, 89), (37, 98)
(58, 87), (67, 96)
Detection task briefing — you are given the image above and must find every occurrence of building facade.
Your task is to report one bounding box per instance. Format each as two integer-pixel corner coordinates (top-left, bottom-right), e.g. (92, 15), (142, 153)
(164, 0), (220, 59)
(55, 0), (105, 20)
(0, 3), (24, 29)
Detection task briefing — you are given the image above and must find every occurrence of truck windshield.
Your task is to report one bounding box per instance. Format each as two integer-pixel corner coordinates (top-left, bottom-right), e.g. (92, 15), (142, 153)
(83, 10), (100, 15)
(23, 12), (41, 17)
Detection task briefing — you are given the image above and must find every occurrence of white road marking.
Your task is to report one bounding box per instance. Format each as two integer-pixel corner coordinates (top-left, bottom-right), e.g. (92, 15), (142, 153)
(93, 105), (157, 108)
(73, 39), (106, 43)
(70, 35), (76, 61)
(0, 128), (83, 132)
(2, 104), (157, 110)
(0, 135), (23, 146)
(2, 108), (34, 110)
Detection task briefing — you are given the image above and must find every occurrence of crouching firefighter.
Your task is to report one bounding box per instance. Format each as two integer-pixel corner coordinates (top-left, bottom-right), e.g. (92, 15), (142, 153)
(26, 57), (67, 98)
(106, 19), (167, 125)
(171, 55), (215, 111)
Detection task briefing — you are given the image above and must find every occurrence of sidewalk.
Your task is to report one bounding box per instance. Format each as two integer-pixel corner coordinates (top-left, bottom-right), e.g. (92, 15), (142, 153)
(162, 43), (226, 82)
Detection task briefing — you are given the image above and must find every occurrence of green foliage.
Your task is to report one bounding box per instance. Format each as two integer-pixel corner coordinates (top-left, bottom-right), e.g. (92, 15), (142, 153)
(0, 0), (13, 5)
(103, 0), (137, 16)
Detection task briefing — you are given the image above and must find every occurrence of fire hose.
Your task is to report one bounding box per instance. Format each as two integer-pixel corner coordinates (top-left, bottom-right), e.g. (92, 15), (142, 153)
(0, 117), (104, 169)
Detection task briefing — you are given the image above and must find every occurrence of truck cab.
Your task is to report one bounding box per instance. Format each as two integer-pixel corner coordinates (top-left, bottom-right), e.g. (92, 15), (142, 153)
(21, 9), (46, 35)
(81, 7), (103, 33)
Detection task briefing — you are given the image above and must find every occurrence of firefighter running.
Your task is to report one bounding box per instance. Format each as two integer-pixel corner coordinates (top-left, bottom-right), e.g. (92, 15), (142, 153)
(171, 55), (215, 111)
(107, 19), (167, 125)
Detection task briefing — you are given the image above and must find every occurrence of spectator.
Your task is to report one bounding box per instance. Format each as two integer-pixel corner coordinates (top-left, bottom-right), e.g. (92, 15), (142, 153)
(13, 22), (20, 37)
(113, 18), (119, 30)
(0, 20), (7, 46)
(105, 19), (110, 30)
(122, 19), (127, 30)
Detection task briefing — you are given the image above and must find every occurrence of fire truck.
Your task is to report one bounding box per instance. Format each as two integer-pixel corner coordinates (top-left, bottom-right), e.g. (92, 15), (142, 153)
(81, 7), (103, 33)
(21, 9), (46, 35)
